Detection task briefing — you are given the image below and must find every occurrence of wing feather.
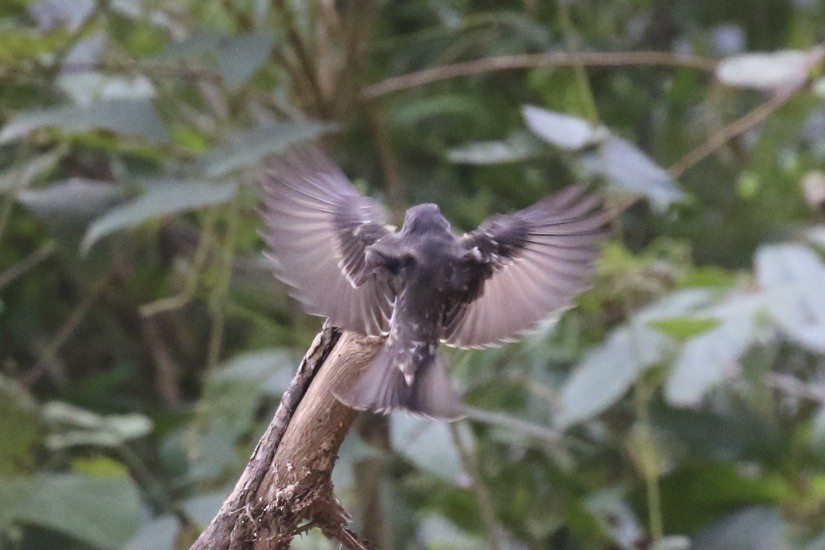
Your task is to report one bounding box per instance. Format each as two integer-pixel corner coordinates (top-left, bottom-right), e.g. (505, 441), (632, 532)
(443, 185), (610, 348)
(259, 147), (395, 335)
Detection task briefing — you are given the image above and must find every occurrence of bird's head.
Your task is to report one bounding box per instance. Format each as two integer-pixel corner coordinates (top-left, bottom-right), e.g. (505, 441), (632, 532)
(403, 203), (450, 234)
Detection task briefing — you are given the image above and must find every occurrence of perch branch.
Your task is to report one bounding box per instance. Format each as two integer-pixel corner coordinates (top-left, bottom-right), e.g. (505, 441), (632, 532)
(192, 323), (385, 549)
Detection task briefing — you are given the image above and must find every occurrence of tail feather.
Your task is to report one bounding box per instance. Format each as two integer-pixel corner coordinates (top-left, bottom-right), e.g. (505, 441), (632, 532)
(335, 344), (464, 420)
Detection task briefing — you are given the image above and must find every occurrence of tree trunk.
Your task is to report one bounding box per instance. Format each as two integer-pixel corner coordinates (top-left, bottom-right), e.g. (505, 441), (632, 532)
(191, 322), (384, 549)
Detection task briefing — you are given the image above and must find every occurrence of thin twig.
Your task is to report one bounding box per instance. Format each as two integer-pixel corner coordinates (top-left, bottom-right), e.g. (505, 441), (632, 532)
(450, 424), (503, 550)
(668, 85), (801, 178)
(362, 51), (717, 99)
(366, 107), (405, 219)
(556, 0), (599, 122)
(0, 196), (14, 244)
(25, 274), (111, 387)
(206, 195), (240, 370)
(140, 209), (219, 317)
(142, 317), (182, 405)
(274, 0), (326, 114)
(0, 241), (56, 292)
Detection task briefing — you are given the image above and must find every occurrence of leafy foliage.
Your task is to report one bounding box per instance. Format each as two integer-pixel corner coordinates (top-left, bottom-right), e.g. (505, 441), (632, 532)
(1, 0), (825, 548)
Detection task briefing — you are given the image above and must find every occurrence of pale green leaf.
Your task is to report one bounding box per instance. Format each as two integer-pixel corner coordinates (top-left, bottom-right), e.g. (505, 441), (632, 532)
(0, 473), (141, 549)
(0, 99), (168, 144)
(81, 180), (237, 253)
(216, 33), (275, 88)
(123, 516), (180, 550)
(447, 132), (541, 164)
(522, 105), (609, 150)
(599, 136), (685, 211)
(692, 507), (785, 550)
(664, 293), (765, 407)
(716, 48), (824, 90)
(200, 121), (335, 177)
(391, 415), (465, 483)
(756, 243), (825, 353)
(556, 289), (714, 428)
(648, 317), (721, 340)
(0, 150), (62, 193)
(18, 178), (125, 223)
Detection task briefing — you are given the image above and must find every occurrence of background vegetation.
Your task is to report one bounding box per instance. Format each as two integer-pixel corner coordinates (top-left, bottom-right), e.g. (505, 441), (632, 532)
(2, 0), (825, 548)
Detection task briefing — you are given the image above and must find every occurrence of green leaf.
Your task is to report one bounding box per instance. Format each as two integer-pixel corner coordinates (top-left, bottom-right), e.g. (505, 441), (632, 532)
(447, 132), (542, 165)
(716, 48), (824, 90)
(18, 178), (126, 223)
(664, 296), (764, 407)
(42, 401), (153, 449)
(556, 289), (714, 428)
(124, 516), (180, 550)
(156, 31), (274, 89)
(391, 415), (465, 483)
(216, 33), (276, 88)
(692, 507), (785, 550)
(0, 376), (39, 475)
(0, 473), (141, 549)
(173, 350), (284, 483)
(648, 317), (721, 340)
(522, 105), (609, 150)
(200, 121), (335, 177)
(0, 99), (168, 144)
(414, 516), (487, 550)
(0, 149), (62, 193)
(756, 243), (825, 353)
(80, 180), (237, 253)
(659, 463), (788, 534)
(598, 136), (685, 212)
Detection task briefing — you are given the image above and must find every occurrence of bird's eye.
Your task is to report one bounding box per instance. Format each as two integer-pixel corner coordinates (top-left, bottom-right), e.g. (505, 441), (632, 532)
(382, 254), (415, 275)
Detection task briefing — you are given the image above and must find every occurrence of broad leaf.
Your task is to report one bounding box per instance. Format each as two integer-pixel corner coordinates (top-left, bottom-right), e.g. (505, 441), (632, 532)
(522, 105), (608, 150)
(123, 516), (180, 550)
(200, 121), (335, 177)
(692, 507), (785, 550)
(447, 133), (541, 164)
(81, 180), (237, 253)
(756, 243), (825, 353)
(599, 136), (685, 211)
(18, 178), (125, 223)
(556, 289), (715, 428)
(0, 473), (141, 549)
(664, 295), (764, 407)
(157, 31), (275, 89)
(391, 415), (465, 483)
(0, 99), (168, 144)
(216, 33), (275, 88)
(0, 150), (62, 193)
(716, 48), (824, 90)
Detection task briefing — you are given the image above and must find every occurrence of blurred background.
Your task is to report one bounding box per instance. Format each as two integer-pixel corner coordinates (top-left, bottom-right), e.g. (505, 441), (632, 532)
(2, 0), (825, 548)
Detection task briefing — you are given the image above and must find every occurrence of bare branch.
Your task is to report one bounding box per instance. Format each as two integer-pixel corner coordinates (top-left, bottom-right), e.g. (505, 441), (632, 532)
(668, 85), (801, 178)
(362, 51), (717, 99)
(191, 325), (384, 549)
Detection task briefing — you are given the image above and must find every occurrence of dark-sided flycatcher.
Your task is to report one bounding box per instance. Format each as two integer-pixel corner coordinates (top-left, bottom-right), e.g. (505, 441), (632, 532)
(260, 148), (610, 419)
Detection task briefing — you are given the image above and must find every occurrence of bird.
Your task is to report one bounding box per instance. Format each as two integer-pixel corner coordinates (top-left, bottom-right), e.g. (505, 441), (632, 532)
(259, 147), (610, 420)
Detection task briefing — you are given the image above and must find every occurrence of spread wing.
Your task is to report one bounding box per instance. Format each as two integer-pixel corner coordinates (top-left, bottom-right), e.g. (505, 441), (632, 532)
(442, 185), (610, 348)
(259, 147), (395, 335)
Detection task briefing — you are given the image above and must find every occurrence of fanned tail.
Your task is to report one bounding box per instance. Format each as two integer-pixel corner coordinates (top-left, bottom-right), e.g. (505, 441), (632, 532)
(335, 343), (464, 420)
